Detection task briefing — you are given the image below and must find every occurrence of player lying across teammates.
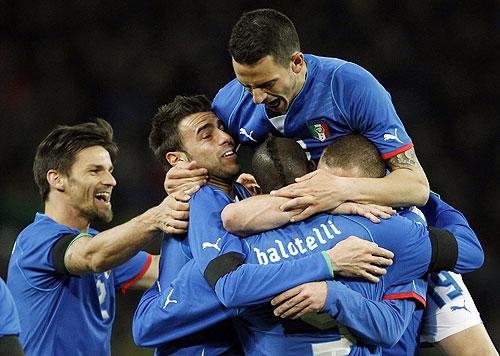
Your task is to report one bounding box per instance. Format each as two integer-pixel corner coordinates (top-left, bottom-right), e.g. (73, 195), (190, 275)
(6, 119), (192, 356)
(132, 94), (488, 355)
(158, 7), (497, 356)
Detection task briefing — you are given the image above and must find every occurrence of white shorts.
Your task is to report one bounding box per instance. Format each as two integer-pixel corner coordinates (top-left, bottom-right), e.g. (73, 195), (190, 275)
(420, 271), (482, 343)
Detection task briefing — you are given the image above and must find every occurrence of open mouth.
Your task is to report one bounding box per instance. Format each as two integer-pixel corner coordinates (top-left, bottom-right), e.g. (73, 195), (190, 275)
(222, 150), (236, 158)
(265, 98), (281, 110)
(95, 192), (111, 204)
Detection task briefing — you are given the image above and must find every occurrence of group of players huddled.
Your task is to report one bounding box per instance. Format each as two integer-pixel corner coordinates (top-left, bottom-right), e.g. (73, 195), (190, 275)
(2, 8), (497, 356)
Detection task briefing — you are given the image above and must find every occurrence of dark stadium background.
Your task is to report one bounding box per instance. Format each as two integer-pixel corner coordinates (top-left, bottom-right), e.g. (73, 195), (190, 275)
(1, 1), (498, 354)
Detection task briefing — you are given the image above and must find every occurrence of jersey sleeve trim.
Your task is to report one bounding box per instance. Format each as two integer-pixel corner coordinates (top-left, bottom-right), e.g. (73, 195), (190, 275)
(119, 253), (153, 295)
(51, 233), (91, 275)
(381, 143), (414, 160)
(383, 291), (426, 309)
(321, 251), (334, 278)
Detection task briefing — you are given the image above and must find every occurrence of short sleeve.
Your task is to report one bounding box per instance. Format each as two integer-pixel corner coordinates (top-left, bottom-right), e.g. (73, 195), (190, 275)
(384, 278), (428, 309)
(113, 251), (152, 293)
(333, 62), (413, 159)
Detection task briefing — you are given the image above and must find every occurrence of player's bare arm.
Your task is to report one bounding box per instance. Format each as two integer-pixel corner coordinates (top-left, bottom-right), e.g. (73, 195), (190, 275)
(222, 194), (394, 237)
(64, 190), (194, 275)
(272, 147), (429, 221)
(436, 324), (499, 356)
(386, 147), (429, 204)
(221, 195), (298, 236)
(128, 255), (160, 290)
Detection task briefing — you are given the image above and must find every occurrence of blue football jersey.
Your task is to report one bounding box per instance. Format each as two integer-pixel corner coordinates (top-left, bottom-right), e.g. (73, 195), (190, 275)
(213, 54), (413, 161)
(134, 209), (431, 356)
(0, 278), (20, 337)
(233, 213), (430, 355)
(133, 183), (251, 355)
(7, 213), (150, 356)
(188, 184), (333, 307)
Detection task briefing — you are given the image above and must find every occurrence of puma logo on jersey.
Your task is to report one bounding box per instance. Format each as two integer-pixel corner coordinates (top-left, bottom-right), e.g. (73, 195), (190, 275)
(162, 289), (178, 309)
(239, 128), (257, 142)
(450, 300), (470, 313)
(202, 238), (222, 252)
(383, 128), (403, 144)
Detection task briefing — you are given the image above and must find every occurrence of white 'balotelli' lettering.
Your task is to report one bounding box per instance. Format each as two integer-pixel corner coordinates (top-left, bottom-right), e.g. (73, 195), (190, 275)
(253, 221), (342, 264)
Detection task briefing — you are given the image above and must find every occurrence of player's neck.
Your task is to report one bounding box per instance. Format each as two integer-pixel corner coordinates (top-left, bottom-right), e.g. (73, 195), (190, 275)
(207, 177), (233, 197)
(44, 200), (90, 232)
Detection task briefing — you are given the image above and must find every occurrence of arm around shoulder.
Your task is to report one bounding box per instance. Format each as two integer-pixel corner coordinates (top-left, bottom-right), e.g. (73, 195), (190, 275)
(63, 195), (188, 275)
(221, 195), (296, 236)
(347, 148), (430, 207)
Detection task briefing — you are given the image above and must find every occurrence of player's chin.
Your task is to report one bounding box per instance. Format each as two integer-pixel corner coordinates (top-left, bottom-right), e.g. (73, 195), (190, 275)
(97, 208), (114, 223)
(224, 165), (241, 180)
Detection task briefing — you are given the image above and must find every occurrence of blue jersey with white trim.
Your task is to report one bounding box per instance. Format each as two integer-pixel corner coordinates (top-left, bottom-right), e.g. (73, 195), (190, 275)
(133, 183), (251, 355)
(243, 212), (429, 291)
(234, 212), (429, 355)
(7, 213), (149, 356)
(133, 210), (430, 355)
(213, 54), (412, 161)
(383, 194), (484, 356)
(134, 193), (482, 355)
(188, 184), (333, 307)
(134, 198), (431, 355)
(0, 278), (20, 337)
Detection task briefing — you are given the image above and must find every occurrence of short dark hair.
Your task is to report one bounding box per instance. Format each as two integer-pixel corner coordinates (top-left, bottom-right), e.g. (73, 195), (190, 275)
(149, 95), (212, 171)
(319, 135), (386, 178)
(229, 8), (300, 67)
(252, 136), (309, 194)
(33, 118), (118, 201)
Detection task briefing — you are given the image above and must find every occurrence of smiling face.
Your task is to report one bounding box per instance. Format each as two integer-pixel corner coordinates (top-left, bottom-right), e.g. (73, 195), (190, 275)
(64, 145), (116, 224)
(232, 54), (306, 115)
(174, 111), (239, 182)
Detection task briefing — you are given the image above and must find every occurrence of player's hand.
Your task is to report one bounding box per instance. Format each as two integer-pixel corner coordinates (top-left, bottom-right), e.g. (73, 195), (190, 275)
(271, 281), (327, 319)
(153, 185), (199, 234)
(236, 173), (261, 196)
(330, 202), (396, 223)
(164, 161), (208, 195)
(270, 169), (348, 222)
(326, 236), (394, 283)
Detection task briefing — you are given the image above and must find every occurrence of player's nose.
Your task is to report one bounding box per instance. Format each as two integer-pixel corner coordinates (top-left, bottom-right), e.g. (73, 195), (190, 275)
(252, 89), (267, 104)
(102, 170), (117, 186)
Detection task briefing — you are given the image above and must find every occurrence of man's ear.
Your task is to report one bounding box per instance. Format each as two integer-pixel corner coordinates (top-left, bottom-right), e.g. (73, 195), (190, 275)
(47, 170), (65, 192)
(291, 52), (305, 74)
(166, 151), (189, 167)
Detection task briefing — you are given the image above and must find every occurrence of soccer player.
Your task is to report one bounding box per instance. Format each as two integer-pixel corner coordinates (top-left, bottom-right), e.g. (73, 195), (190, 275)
(226, 136), (494, 355)
(168, 8), (429, 221)
(135, 132), (483, 355)
(0, 278), (23, 355)
(163, 9), (493, 354)
(7, 119), (191, 356)
(135, 95), (400, 355)
(133, 97), (483, 355)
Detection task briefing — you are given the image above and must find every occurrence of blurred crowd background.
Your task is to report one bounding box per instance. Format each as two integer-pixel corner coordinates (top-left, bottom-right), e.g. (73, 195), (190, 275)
(1, 1), (498, 354)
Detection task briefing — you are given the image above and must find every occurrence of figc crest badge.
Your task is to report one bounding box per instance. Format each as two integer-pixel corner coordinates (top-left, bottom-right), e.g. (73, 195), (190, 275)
(307, 120), (330, 142)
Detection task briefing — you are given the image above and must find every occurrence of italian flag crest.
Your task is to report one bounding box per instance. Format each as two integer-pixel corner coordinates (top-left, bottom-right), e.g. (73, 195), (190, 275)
(307, 120), (330, 142)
